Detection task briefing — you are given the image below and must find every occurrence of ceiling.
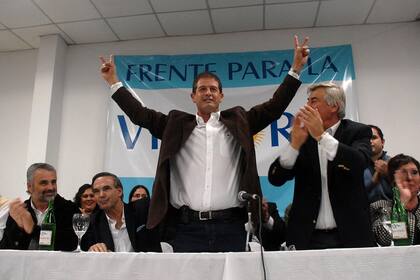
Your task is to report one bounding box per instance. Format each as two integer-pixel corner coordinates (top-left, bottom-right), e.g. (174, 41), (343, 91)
(0, 0), (419, 52)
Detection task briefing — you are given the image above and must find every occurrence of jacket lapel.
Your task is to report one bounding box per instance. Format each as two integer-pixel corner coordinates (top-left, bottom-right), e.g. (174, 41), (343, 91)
(98, 211), (115, 251)
(181, 116), (197, 145)
(124, 203), (136, 249)
(327, 121), (344, 174)
(305, 137), (321, 182)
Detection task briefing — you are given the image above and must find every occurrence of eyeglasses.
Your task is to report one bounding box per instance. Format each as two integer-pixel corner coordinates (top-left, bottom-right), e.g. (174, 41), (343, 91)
(396, 169), (419, 180)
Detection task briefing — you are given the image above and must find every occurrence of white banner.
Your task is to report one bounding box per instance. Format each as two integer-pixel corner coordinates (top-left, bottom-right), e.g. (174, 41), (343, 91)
(105, 45), (357, 215)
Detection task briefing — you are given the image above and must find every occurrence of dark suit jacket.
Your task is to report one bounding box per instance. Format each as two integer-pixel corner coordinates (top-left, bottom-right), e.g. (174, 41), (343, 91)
(0, 194), (79, 251)
(81, 198), (160, 252)
(112, 75), (301, 229)
(261, 202), (286, 251)
(268, 119), (375, 250)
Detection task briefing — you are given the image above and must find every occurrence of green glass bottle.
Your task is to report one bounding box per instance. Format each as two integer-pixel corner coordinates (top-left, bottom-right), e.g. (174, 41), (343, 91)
(39, 199), (56, 250)
(391, 185), (410, 246)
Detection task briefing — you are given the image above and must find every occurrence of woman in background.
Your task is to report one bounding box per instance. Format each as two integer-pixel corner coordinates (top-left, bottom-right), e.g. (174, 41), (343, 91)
(74, 184), (97, 214)
(129, 185), (150, 202)
(370, 154), (420, 246)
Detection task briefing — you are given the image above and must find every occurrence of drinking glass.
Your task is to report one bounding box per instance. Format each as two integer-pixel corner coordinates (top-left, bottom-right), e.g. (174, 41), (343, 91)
(380, 208), (394, 246)
(72, 213), (90, 252)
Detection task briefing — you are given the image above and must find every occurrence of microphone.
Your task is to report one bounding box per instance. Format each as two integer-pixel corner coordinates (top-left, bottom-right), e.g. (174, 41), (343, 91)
(238, 191), (259, 202)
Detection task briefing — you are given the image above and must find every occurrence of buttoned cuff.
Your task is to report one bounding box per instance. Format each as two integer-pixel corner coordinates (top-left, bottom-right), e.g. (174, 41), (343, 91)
(110, 81), (123, 94)
(263, 216), (274, 231)
(288, 69), (300, 80)
(278, 144), (299, 169)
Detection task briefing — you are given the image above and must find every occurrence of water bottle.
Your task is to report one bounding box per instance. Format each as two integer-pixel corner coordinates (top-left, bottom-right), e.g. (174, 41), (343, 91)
(391, 185), (410, 246)
(39, 199), (56, 250)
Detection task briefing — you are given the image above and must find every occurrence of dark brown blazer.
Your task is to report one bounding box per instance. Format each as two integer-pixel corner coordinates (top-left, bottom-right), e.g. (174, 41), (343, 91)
(112, 75), (301, 229)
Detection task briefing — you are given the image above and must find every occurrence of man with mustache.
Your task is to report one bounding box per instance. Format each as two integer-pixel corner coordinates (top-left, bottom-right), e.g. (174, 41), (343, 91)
(100, 36), (309, 252)
(0, 163), (78, 251)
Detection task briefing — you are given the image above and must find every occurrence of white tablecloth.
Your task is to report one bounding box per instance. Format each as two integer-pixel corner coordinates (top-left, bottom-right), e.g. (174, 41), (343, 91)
(1, 246), (419, 280)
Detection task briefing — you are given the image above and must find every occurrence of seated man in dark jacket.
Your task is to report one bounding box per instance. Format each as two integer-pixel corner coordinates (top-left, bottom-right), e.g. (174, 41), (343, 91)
(81, 172), (160, 252)
(260, 200), (286, 251)
(0, 163), (78, 251)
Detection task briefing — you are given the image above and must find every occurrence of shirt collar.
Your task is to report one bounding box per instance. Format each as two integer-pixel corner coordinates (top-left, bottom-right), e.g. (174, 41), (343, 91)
(327, 120), (341, 136)
(105, 208), (126, 230)
(196, 111), (221, 126)
(30, 199), (48, 215)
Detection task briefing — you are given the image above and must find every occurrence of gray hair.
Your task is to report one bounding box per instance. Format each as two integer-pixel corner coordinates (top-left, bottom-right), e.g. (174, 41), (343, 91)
(307, 82), (346, 119)
(27, 163), (56, 184)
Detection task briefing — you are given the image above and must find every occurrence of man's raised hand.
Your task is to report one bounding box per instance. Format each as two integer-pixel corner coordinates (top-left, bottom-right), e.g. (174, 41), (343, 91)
(99, 55), (119, 86)
(292, 35), (310, 74)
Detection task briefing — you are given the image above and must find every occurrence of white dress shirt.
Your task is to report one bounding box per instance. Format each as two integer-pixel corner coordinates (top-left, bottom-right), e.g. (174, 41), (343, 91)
(31, 200), (48, 226)
(105, 209), (134, 252)
(278, 121), (340, 229)
(170, 112), (242, 211)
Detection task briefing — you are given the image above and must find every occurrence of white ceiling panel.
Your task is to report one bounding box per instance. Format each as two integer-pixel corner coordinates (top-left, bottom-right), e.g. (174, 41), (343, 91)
(0, 1), (418, 52)
(158, 10), (213, 36)
(108, 15), (164, 40)
(0, 0), (51, 28)
(34, 0), (101, 22)
(266, 0), (312, 3)
(208, 0), (262, 9)
(266, 2), (318, 29)
(317, 0), (375, 26)
(150, 0), (207, 13)
(212, 6), (263, 33)
(91, 0), (153, 17)
(367, 0), (420, 23)
(0, 30), (31, 51)
(13, 25), (73, 48)
(58, 20), (117, 44)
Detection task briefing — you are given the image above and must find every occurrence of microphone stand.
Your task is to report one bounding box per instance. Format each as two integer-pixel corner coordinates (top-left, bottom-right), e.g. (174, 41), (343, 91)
(244, 200), (254, 252)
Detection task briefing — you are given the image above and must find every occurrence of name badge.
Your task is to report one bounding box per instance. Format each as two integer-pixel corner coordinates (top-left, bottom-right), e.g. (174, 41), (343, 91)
(39, 230), (53, 246)
(391, 222), (408, 239)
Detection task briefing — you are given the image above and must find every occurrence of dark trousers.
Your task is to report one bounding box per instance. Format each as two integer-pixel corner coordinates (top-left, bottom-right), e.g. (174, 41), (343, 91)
(309, 229), (343, 250)
(168, 219), (247, 253)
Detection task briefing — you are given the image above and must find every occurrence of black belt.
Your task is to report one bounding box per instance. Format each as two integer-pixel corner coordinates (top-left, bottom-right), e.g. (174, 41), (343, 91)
(314, 228), (338, 234)
(177, 206), (246, 223)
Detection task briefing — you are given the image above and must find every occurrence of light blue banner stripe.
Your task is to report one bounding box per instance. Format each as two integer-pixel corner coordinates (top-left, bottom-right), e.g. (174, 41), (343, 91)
(120, 176), (294, 216)
(120, 177), (154, 203)
(115, 45), (355, 90)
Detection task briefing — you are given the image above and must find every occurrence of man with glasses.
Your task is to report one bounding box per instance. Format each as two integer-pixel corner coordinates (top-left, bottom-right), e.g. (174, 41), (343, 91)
(81, 172), (159, 252)
(370, 154), (420, 246)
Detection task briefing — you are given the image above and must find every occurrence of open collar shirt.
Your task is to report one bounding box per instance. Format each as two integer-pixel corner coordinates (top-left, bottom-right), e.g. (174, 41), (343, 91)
(169, 111), (242, 211)
(105, 209), (134, 252)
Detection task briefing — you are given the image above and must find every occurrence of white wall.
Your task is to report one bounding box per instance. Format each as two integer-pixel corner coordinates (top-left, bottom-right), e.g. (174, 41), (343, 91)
(0, 50), (37, 199)
(0, 22), (419, 200)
